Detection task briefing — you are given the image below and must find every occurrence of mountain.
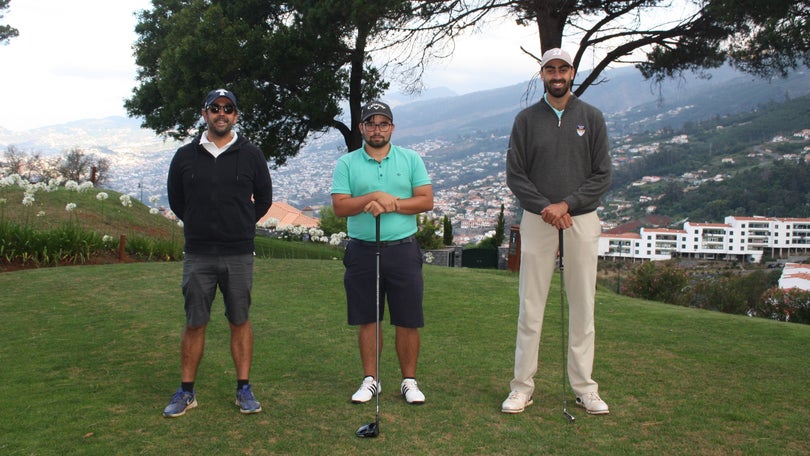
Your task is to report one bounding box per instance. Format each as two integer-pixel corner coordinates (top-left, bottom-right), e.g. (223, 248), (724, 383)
(1, 65), (809, 238)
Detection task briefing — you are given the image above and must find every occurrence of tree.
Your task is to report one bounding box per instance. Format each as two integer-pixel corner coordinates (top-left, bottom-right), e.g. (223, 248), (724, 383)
(442, 215), (454, 246)
(415, 215), (443, 250)
(318, 205), (347, 237)
(412, 1), (810, 97)
(3, 145), (24, 175)
(493, 203), (506, 248)
(92, 157), (112, 187)
(58, 148), (93, 183)
(125, 0), (415, 166)
(56, 148), (109, 186)
(0, 0), (18, 44)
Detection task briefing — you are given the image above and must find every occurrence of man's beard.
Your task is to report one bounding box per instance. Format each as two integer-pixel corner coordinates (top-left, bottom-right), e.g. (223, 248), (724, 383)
(544, 78), (571, 98)
(208, 117), (234, 138)
(365, 135), (390, 149)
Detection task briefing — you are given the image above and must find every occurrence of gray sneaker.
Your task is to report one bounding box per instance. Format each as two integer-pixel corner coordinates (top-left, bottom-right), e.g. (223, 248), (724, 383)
(236, 384), (262, 414)
(163, 388), (197, 417)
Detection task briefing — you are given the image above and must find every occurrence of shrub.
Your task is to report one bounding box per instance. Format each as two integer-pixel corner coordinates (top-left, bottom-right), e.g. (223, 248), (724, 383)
(623, 261), (689, 306)
(751, 287), (810, 324)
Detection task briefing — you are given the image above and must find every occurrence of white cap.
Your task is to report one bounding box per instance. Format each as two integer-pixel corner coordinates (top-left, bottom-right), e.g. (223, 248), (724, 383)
(541, 48), (574, 68)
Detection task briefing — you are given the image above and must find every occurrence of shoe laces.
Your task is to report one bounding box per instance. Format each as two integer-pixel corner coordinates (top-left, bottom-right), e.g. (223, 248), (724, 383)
(239, 385), (256, 401)
(172, 389), (191, 402)
(583, 391), (602, 403)
(361, 377), (379, 393)
(507, 391), (524, 401)
(401, 378), (419, 392)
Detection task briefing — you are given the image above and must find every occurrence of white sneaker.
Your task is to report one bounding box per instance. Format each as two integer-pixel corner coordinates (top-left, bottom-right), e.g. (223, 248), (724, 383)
(400, 378), (425, 404)
(576, 391), (609, 415)
(351, 376), (380, 403)
(501, 391), (533, 414)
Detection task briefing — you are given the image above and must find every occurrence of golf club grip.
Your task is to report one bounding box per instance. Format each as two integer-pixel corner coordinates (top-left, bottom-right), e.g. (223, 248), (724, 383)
(375, 215), (381, 245)
(558, 228), (564, 260)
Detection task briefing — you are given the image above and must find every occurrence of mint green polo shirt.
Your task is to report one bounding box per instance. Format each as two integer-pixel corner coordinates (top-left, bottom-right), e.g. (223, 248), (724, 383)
(331, 144), (431, 242)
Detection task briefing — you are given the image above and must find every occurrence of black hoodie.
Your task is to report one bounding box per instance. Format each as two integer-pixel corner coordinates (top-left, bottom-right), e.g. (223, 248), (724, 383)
(167, 134), (272, 255)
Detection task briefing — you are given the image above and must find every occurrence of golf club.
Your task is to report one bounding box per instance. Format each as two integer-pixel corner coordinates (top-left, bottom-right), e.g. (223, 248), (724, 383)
(356, 215), (382, 438)
(559, 228), (576, 423)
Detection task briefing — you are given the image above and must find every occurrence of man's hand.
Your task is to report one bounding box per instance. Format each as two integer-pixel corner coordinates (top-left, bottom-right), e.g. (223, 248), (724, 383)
(364, 192), (399, 216)
(541, 202), (572, 229)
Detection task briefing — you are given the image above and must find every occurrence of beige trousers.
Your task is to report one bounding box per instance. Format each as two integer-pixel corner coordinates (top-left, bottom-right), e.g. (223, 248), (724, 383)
(509, 210), (601, 398)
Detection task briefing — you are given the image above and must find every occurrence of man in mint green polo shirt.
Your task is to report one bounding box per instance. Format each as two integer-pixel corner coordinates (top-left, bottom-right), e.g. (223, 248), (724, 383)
(331, 100), (434, 405)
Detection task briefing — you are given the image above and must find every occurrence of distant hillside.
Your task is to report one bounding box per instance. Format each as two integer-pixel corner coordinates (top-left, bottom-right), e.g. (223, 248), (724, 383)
(393, 65), (810, 143)
(1, 65), (808, 225)
(607, 94), (810, 222)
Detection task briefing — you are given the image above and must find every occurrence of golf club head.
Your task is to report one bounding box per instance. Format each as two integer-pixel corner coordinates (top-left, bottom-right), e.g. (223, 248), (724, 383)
(563, 410), (576, 423)
(355, 421), (379, 438)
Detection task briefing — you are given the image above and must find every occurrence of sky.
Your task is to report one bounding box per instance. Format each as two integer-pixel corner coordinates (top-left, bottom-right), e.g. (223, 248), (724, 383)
(0, 0), (544, 131)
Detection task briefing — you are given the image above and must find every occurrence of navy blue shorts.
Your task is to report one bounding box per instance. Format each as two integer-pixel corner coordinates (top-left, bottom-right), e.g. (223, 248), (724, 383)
(343, 238), (424, 328)
(181, 253), (254, 327)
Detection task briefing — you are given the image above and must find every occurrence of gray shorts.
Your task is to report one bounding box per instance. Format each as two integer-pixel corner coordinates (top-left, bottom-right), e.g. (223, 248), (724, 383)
(181, 253), (254, 327)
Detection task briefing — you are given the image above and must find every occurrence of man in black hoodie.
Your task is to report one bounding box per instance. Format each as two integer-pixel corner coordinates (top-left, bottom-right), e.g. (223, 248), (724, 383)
(163, 89), (272, 417)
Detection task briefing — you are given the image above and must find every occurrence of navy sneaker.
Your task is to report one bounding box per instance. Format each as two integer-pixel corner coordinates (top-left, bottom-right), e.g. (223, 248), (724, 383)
(236, 384), (262, 414)
(163, 388), (197, 417)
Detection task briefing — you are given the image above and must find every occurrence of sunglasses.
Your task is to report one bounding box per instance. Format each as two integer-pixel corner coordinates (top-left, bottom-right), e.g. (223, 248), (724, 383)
(207, 104), (236, 114)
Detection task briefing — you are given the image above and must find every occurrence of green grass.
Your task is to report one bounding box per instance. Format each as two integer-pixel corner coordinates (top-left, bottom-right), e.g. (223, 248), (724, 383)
(0, 184), (344, 267)
(1, 260), (808, 455)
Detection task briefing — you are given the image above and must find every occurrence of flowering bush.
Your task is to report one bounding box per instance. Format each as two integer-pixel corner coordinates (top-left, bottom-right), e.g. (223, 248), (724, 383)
(423, 251), (435, 264)
(751, 287), (810, 323)
(270, 223), (346, 245)
(0, 172), (184, 266)
(258, 217), (279, 229)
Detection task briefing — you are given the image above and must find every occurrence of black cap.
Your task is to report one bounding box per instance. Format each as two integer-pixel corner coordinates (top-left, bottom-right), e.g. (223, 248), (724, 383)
(204, 89), (238, 110)
(360, 101), (393, 122)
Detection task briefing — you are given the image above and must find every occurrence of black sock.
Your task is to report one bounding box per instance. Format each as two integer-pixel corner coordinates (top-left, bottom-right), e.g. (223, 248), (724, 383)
(181, 382), (194, 393)
(237, 379), (249, 390)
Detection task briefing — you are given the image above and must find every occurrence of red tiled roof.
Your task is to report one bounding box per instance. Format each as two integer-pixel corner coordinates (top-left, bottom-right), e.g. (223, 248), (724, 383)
(259, 201), (319, 228)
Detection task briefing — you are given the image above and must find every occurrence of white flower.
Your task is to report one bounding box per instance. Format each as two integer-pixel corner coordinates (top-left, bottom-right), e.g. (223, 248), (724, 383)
(36, 210), (45, 217)
(258, 217), (279, 229)
(177, 220), (184, 228)
(119, 194), (132, 207)
(65, 180), (79, 191)
(149, 195), (160, 205)
(22, 194), (35, 206)
(424, 252), (435, 264)
(149, 207), (159, 215)
(1, 174), (25, 188)
(65, 203), (77, 212)
(78, 181), (94, 192)
(102, 235), (113, 243)
(96, 192), (109, 201)
(48, 177), (65, 190)
(329, 232), (347, 246)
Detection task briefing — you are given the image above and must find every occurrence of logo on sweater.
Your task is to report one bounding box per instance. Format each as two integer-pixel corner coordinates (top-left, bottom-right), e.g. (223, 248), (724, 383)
(577, 125), (585, 136)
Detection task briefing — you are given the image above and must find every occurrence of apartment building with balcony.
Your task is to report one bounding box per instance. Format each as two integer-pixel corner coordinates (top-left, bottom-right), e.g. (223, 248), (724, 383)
(598, 215), (810, 263)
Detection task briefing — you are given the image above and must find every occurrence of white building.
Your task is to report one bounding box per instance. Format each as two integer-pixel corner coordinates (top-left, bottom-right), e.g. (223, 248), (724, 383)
(598, 215), (810, 263)
(779, 263), (810, 291)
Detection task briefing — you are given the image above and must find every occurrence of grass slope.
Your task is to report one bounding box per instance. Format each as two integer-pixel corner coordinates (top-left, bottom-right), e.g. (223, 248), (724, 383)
(0, 260), (808, 455)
